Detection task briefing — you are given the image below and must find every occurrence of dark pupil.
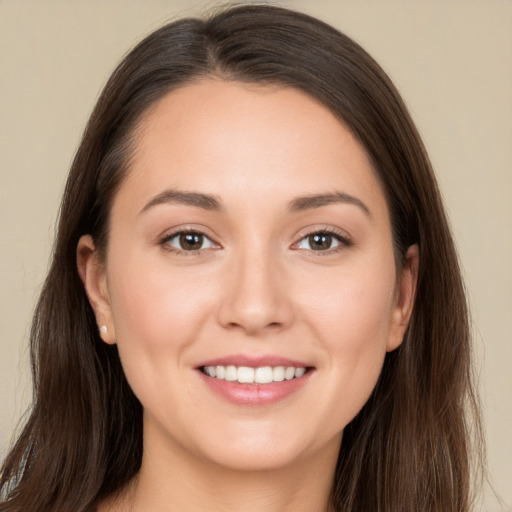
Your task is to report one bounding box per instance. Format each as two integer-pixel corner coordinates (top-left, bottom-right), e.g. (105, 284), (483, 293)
(309, 233), (332, 250)
(179, 232), (203, 250)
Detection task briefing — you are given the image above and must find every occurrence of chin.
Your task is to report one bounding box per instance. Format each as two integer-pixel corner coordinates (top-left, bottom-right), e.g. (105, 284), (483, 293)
(190, 424), (339, 473)
(200, 443), (309, 473)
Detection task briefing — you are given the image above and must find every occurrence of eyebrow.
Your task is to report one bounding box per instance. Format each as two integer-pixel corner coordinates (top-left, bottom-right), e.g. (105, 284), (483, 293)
(139, 188), (370, 217)
(288, 192), (371, 217)
(140, 189), (223, 214)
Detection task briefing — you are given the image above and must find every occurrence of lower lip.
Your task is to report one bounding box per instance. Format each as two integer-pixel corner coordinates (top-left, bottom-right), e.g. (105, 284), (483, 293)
(197, 370), (312, 406)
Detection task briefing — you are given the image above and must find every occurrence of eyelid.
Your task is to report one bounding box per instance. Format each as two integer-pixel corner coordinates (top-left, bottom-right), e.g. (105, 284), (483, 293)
(291, 225), (353, 254)
(159, 225), (221, 254)
(157, 224), (352, 255)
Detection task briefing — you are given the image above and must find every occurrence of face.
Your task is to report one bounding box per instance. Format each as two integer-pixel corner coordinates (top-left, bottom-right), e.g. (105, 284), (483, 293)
(79, 80), (417, 473)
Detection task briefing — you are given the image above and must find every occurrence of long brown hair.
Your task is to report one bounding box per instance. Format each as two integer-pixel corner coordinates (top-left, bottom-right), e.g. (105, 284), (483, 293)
(0, 5), (483, 511)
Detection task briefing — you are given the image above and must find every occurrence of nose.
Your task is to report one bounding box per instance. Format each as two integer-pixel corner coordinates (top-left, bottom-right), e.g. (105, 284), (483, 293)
(216, 249), (295, 336)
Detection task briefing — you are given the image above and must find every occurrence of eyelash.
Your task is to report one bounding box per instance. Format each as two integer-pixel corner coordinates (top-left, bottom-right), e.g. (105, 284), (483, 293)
(293, 227), (352, 255)
(160, 227), (352, 256)
(160, 229), (219, 255)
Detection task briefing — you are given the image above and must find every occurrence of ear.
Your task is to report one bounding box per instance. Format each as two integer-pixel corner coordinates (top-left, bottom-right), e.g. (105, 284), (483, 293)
(77, 235), (116, 345)
(386, 244), (419, 352)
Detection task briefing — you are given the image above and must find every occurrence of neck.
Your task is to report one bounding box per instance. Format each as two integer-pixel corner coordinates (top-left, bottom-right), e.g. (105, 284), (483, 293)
(110, 423), (340, 512)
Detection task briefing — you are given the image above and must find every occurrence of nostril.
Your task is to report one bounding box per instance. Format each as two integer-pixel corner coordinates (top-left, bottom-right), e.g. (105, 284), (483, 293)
(226, 320), (285, 335)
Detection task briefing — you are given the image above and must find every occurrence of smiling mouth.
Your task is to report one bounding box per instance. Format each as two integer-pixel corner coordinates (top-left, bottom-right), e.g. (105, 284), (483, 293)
(200, 365), (309, 384)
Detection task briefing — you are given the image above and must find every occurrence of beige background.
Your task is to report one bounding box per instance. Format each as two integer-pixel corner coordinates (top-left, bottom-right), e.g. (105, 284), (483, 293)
(1, 0), (511, 509)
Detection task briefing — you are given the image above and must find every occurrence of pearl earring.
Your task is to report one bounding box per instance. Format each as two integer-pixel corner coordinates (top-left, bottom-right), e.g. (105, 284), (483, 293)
(99, 325), (108, 335)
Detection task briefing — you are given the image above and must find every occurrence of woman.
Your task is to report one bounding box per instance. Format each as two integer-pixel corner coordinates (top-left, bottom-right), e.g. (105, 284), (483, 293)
(0, 4), (482, 511)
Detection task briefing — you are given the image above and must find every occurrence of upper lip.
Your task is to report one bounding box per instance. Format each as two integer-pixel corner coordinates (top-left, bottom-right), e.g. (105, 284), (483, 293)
(196, 354), (312, 369)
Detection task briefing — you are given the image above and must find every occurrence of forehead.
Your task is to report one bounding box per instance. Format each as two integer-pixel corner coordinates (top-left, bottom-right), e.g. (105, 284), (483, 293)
(118, 79), (388, 218)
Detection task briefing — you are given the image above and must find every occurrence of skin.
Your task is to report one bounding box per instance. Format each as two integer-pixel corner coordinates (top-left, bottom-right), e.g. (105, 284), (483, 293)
(78, 80), (419, 511)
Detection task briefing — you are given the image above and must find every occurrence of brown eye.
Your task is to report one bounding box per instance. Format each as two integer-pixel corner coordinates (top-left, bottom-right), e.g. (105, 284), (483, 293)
(295, 231), (349, 252)
(163, 231), (216, 252)
(179, 232), (204, 250)
(308, 233), (333, 251)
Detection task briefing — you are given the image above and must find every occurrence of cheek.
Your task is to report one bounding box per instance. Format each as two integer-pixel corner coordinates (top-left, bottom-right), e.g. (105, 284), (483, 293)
(105, 255), (224, 430)
(106, 251), (217, 373)
(305, 260), (396, 345)
(298, 257), (396, 419)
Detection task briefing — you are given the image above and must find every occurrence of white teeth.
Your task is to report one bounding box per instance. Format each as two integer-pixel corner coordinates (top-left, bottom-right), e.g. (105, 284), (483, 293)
(237, 366), (255, 383)
(225, 365), (237, 381)
(255, 366), (273, 384)
(273, 366), (285, 382)
(284, 367), (296, 380)
(216, 365), (225, 379)
(295, 367), (306, 378)
(202, 364), (307, 384)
